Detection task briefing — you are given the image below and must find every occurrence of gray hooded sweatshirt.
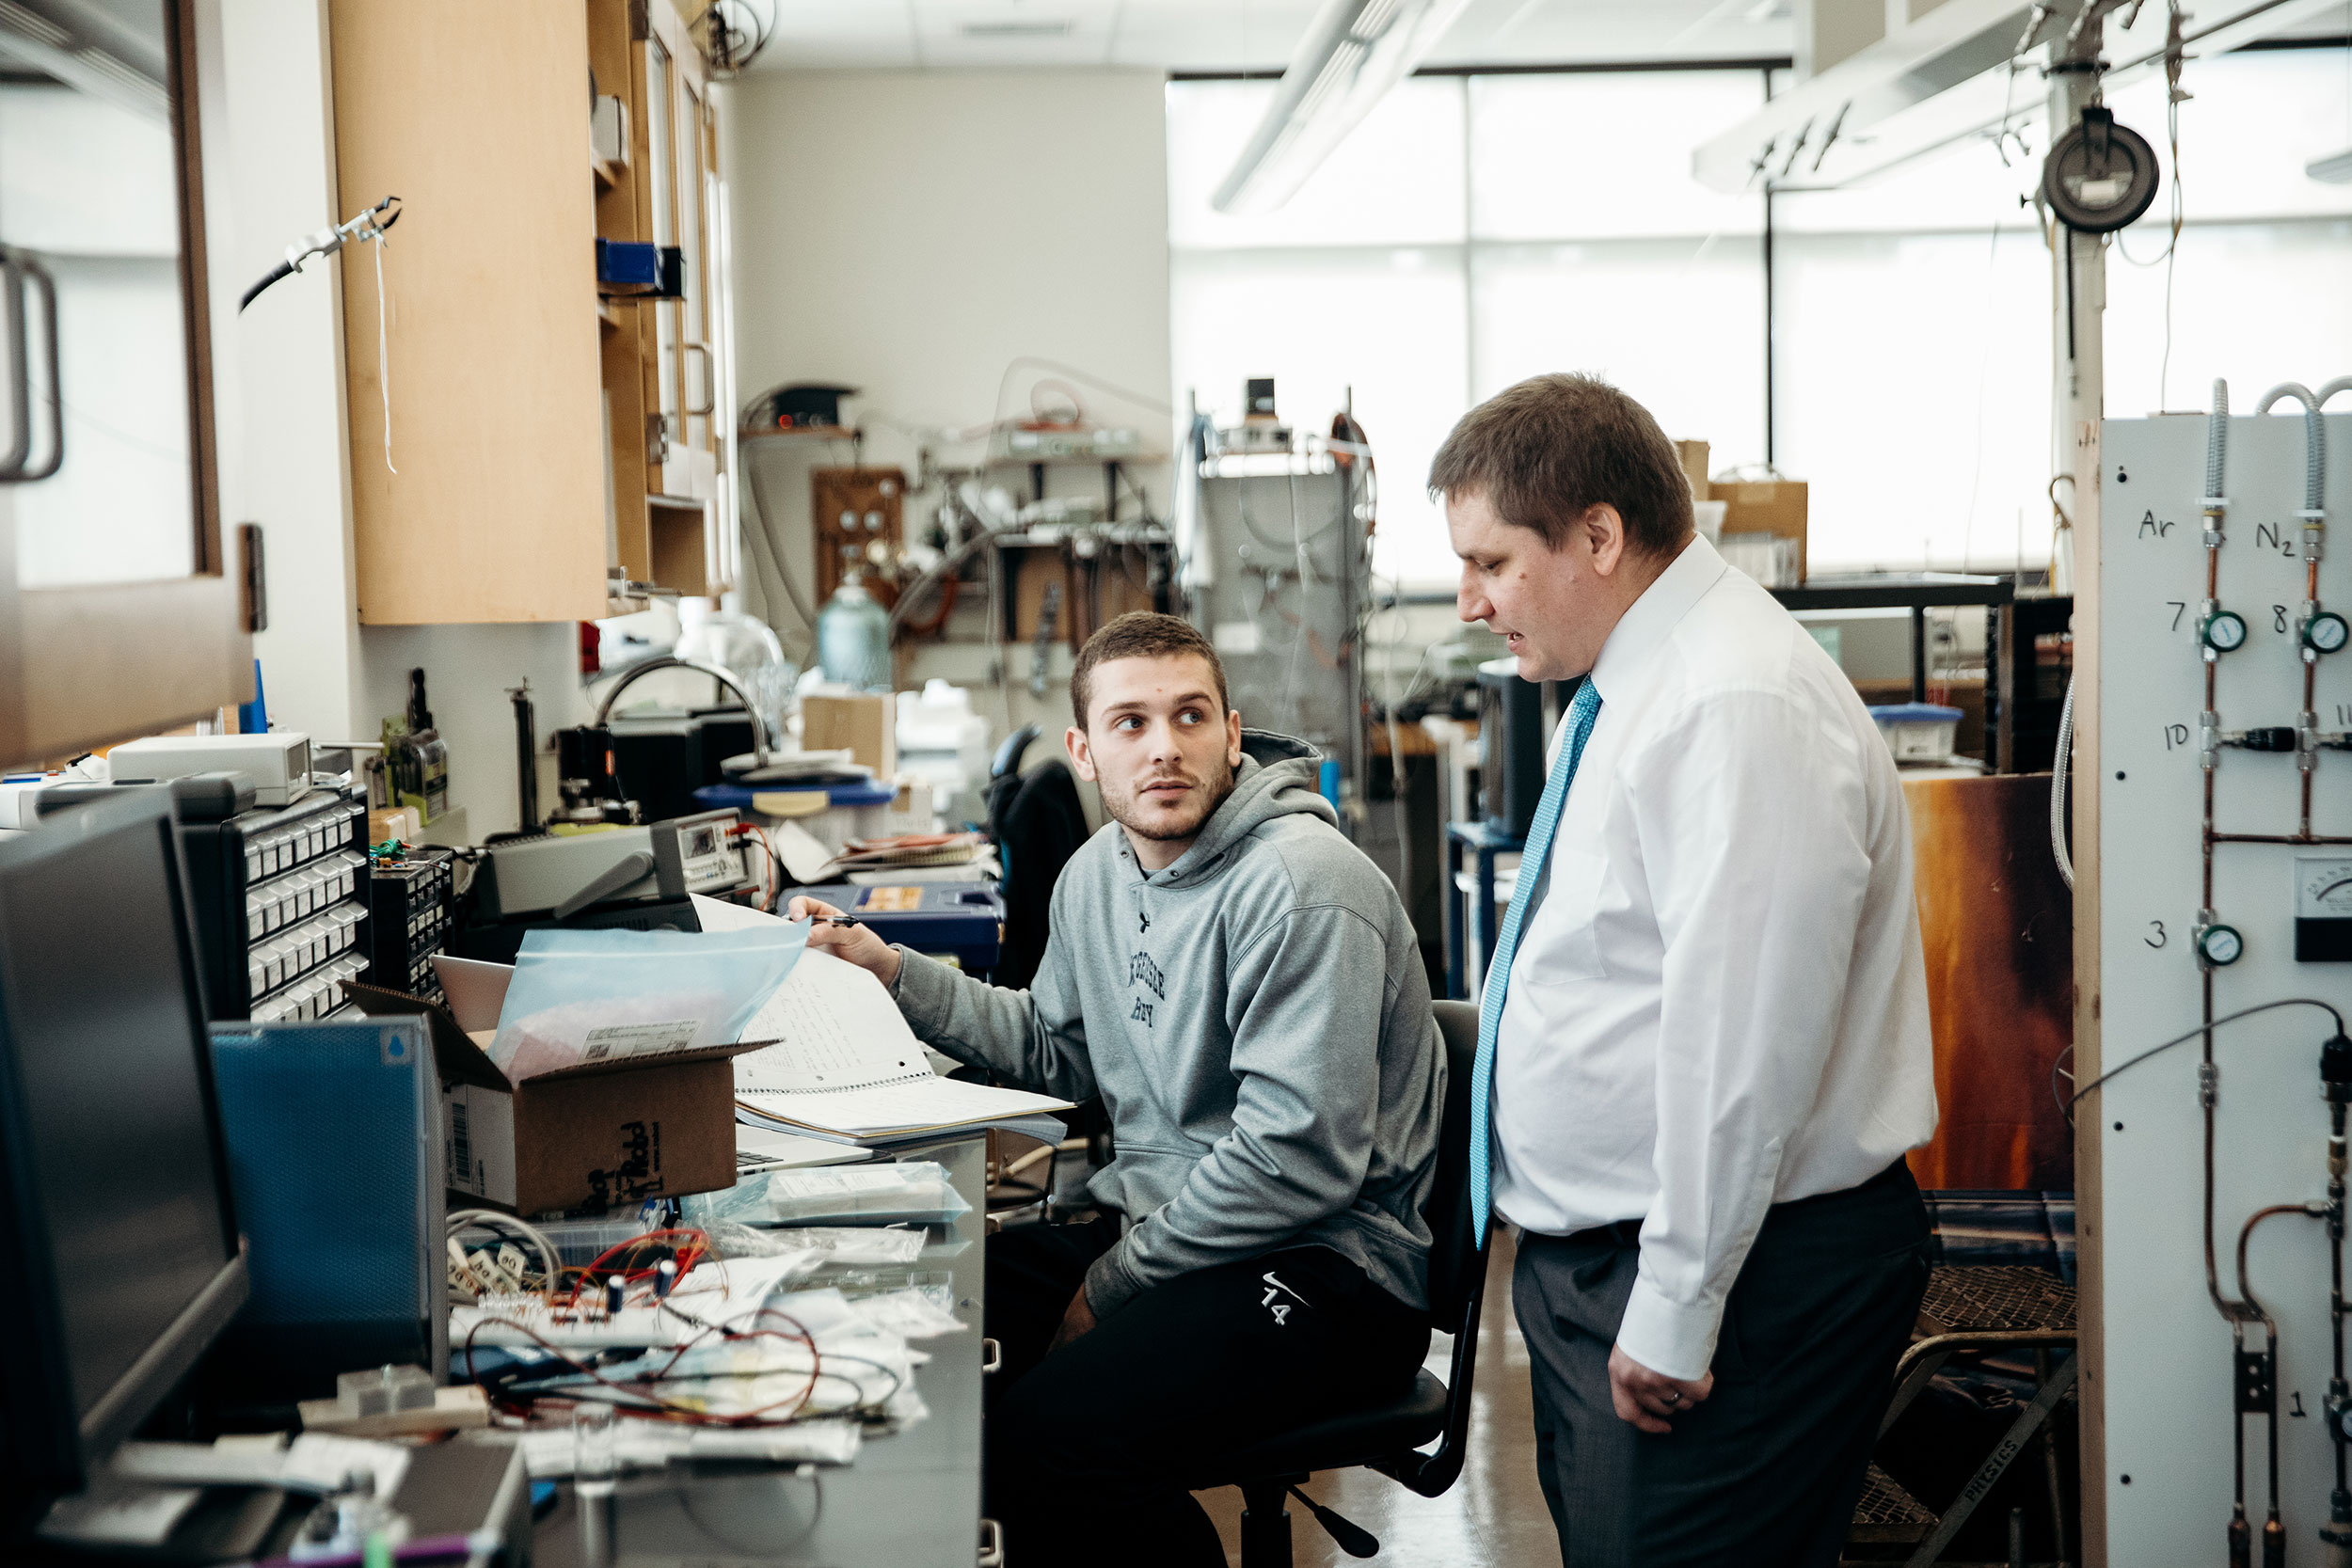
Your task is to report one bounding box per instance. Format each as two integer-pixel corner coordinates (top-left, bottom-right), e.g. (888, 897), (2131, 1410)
(890, 730), (1446, 1320)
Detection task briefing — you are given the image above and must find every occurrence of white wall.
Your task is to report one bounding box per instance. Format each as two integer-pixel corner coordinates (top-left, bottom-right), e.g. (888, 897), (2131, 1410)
(720, 66), (1173, 752)
(199, 0), (590, 836)
(201, 0), (363, 748)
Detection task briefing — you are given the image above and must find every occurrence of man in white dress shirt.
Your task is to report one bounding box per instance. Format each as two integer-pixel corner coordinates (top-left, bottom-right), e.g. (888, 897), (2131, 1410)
(1433, 373), (1939, 1566)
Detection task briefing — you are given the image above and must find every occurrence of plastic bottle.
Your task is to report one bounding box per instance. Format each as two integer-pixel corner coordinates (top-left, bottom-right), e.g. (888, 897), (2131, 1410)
(816, 575), (891, 691)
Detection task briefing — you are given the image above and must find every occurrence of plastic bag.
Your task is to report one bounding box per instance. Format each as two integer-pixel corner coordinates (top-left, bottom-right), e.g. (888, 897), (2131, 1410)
(763, 1163), (969, 1227)
(488, 923), (806, 1081)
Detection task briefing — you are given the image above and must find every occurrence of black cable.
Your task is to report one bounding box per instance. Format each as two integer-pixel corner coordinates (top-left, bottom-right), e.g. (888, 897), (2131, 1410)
(2057, 998), (2350, 1124)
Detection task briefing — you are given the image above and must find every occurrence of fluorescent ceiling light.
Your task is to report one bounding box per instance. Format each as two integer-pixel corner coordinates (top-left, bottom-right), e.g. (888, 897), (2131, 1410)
(0, 0), (167, 123)
(960, 20), (1075, 38)
(2310, 148), (2352, 185)
(1692, 0), (2352, 194)
(1212, 0), (1474, 215)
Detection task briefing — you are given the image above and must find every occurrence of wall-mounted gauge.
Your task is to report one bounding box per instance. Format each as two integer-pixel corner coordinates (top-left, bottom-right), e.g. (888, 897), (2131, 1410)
(2196, 922), (2245, 967)
(2202, 610), (2249, 654)
(2296, 858), (2352, 961)
(2305, 612), (2348, 655)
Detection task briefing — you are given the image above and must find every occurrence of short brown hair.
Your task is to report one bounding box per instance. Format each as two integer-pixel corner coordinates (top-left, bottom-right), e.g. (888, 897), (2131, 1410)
(1070, 612), (1229, 729)
(1426, 372), (1694, 557)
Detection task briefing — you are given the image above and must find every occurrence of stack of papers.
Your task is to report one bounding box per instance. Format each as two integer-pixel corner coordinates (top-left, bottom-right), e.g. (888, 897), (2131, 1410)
(690, 895), (1071, 1144)
(735, 948), (1072, 1143)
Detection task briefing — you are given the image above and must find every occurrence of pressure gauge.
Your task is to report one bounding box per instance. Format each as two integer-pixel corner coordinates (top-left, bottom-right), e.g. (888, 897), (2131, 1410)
(2202, 611), (2249, 654)
(2298, 858), (2352, 961)
(2198, 923), (2246, 967)
(2307, 612), (2349, 655)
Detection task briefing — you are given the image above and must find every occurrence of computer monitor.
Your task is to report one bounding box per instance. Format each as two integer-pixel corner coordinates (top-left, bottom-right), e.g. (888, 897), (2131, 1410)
(0, 789), (249, 1515)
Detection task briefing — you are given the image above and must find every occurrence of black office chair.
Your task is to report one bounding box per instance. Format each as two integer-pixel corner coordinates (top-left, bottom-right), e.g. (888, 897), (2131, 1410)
(1189, 999), (1487, 1566)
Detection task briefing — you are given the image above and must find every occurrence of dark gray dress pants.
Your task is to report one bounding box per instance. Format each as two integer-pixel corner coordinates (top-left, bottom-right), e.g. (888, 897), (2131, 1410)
(1512, 1161), (1931, 1568)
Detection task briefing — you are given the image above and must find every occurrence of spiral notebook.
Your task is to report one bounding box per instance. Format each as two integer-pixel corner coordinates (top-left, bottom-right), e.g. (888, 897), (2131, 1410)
(732, 947), (1072, 1141)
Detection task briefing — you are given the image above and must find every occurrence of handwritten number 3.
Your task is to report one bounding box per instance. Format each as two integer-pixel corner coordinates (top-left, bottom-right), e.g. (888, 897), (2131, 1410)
(2147, 921), (2167, 949)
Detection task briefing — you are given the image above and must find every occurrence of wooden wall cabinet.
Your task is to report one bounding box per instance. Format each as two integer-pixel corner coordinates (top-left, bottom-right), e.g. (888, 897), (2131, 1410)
(330, 0), (736, 626)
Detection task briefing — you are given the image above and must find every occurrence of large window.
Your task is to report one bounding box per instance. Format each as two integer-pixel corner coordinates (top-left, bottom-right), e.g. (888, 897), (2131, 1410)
(1168, 47), (2352, 588)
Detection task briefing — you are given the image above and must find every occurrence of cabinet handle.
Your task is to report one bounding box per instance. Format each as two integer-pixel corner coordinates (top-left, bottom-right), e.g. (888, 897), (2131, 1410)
(977, 1517), (1004, 1567)
(682, 341), (715, 418)
(0, 246), (62, 483)
(980, 1337), (1002, 1373)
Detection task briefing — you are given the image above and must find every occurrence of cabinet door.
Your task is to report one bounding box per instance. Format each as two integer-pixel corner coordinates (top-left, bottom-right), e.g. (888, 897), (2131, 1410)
(0, 0), (250, 766)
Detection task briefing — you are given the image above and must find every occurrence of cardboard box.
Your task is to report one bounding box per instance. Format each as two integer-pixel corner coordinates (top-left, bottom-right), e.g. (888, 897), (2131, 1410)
(1674, 439), (1709, 502)
(344, 965), (763, 1216)
(1710, 478), (1808, 584)
(803, 692), (898, 777)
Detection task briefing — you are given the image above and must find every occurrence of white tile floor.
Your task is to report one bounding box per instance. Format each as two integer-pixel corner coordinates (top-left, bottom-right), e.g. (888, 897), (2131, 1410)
(1194, 1232), (1562, 1568)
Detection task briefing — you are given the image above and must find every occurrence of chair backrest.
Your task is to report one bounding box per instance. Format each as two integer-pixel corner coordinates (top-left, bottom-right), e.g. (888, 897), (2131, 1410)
(1422, 999), (1485, 1324)
(987, 758), (1089, 990)
(1369, 998), (1489, 1499)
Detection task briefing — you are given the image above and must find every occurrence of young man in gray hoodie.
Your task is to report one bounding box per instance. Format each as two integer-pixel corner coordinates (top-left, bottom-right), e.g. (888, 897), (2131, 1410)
(791, 611), (1445, 1567)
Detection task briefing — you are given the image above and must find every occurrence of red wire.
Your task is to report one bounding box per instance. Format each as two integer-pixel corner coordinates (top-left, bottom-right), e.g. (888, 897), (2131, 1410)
(564, 1227), (712, 1311)
(461, 1303), (828, 1429)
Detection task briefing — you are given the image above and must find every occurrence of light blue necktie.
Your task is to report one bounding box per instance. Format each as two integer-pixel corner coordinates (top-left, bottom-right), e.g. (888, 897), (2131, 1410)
(1470, 678), (1603, 1247)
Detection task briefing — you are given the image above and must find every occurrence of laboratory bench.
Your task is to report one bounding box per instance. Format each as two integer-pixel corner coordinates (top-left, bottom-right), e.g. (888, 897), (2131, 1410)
(532, 1133), (991, 1568)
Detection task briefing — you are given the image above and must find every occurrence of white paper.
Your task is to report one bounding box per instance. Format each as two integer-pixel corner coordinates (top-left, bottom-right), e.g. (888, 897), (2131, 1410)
(690, 893), (785, 934)
(108, 1434), (410, 1500)
(773, 820), (837, 884)
(731, 952), (1071, 1134)
(40, 1485), (202, 1546)
(517, 1418), (861, 1476)
(750, 1075), (1073, 1136)
(736, 951), (930, 1092)
(738, 1124), (873, 1170)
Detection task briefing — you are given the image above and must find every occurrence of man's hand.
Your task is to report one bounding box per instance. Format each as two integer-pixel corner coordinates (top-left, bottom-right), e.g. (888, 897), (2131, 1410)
(1609, 1344), (1712, 1434)
(1047, 1286), (1096, 1354)
(786, 895), (903, 989)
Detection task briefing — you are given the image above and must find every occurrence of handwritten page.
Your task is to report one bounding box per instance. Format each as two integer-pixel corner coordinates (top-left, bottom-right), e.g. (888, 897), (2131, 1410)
(724, 945), (1074, 1136)
(735, 950), (932, 1092)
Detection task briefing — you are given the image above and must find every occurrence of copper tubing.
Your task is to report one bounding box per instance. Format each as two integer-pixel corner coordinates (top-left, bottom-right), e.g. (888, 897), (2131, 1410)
(2238, 1205), (2326, 1323)
(2307, 552), (2323, 836)
(2212, 832), (2352, 846)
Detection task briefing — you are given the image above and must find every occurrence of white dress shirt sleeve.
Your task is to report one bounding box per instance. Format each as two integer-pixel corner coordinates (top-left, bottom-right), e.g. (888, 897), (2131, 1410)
(1612, 687), (1876, 1382)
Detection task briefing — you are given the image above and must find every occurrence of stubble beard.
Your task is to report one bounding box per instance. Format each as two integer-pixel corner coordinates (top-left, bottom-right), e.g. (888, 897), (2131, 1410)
(1105, 750), (1237, 847)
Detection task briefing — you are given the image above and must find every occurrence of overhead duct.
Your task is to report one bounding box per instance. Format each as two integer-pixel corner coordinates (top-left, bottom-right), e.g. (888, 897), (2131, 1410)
(1211, 0), (1474, 215)
(1691, 0), (2352, 192)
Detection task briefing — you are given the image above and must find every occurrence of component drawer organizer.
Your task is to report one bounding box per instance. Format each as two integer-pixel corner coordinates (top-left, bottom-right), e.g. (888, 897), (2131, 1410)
(364, 845), (453, 1006)
(2097, 381), (2352, 1563)
(180, 788), (371, 1023)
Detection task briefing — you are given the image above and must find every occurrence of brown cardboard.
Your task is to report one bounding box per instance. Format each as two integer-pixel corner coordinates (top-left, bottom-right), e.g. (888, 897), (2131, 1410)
(1710, 478), (1808, 584)
(802, 692), (898, 777)
(343, 977), (765, 1216)
(1674, 439), (1709, 502)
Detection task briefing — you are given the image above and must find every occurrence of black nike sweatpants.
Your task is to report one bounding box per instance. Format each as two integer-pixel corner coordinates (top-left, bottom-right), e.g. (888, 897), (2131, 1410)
(982, 1217), (1431, 1568)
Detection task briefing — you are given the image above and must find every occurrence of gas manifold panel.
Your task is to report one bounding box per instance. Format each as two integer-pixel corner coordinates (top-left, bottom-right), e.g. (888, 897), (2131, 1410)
(2099, 390), (2352, 1564)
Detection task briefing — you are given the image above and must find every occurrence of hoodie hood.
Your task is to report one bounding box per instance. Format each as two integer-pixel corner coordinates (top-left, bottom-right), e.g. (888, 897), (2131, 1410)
(1137, 728), (1332, 888)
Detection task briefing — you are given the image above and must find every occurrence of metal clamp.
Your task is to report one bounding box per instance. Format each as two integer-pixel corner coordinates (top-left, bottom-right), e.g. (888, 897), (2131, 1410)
(977, 1518), (1004, 1567)
(980, 1338), (1002, 1374)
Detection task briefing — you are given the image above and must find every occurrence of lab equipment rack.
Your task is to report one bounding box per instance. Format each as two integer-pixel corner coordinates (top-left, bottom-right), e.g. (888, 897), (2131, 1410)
(363, 845), (455, 1006)
(179, 788), (371, 1023)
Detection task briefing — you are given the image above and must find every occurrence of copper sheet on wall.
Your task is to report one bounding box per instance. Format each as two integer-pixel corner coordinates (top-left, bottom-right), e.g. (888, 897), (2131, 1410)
(1900, 771), (2075, 1191)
